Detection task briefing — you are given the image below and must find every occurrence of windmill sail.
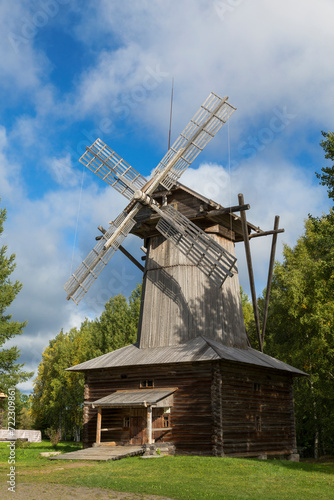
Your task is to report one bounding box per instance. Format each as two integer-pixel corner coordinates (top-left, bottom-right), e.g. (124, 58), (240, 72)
(64, 211), (137, 304)
(155, 205), (237, 288)
(79, 139), (147, 200)
(152, 93), (236, 191)
(64, 92), (237, 304)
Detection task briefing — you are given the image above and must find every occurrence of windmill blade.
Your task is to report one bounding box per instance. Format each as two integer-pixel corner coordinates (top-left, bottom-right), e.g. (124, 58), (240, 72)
(151, 92), (236, 191)
(155, 205), (237, 288)
(79, 138), (148, 200)
(64, 210), (137, 304)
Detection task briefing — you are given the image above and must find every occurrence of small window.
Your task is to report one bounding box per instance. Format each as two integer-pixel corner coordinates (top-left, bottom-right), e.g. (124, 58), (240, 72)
(254, 383), (261, 392)
(163, 415), (170, 428)
(141, 380), (154, 388)
(123, 416), (130, 428)
(120, 374), (127, 379)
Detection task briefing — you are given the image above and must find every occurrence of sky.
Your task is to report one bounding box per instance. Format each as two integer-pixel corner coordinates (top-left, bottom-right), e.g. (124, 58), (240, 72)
(0, 0), (333, 394)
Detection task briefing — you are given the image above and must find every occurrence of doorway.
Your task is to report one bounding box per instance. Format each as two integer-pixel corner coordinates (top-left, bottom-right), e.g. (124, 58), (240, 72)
(130, 411), (146, 445)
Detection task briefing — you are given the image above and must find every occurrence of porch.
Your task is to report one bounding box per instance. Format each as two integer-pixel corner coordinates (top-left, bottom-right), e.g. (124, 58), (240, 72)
(49, 445), (144, 461)
(88, 388), (177, 446)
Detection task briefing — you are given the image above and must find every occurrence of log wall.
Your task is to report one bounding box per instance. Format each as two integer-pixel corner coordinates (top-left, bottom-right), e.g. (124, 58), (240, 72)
(219, 362), (297, 457)
(83, 362), (213, 454)
(83, 360), (297, 457)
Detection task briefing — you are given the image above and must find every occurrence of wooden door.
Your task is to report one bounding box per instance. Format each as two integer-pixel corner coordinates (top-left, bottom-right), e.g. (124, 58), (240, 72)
(130, 415), (145, 445)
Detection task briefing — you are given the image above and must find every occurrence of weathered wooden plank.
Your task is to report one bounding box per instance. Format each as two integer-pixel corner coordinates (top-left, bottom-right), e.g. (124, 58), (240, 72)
(138, 234), (247, 349)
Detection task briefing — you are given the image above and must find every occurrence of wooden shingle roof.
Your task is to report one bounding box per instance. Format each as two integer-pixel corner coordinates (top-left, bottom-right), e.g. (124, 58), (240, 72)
(67, 336), (307, 376)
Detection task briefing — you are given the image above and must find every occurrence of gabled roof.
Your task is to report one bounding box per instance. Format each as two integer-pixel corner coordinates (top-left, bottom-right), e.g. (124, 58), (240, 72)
(66, 336), (307, 376)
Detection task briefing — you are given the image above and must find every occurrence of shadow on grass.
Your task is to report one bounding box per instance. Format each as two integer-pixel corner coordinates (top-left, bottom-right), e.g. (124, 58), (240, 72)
(0, 441), (82, 453)
(251, 457), (334, 475)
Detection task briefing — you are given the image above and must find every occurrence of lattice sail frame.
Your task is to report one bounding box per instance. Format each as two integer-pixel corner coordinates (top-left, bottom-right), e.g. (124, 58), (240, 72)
(79, 139), (147, 200)
(155, 205), (237, 287)
(64, 92), (236, 303)
(64, 211), (136, 304)
(153, 92), (236, 190)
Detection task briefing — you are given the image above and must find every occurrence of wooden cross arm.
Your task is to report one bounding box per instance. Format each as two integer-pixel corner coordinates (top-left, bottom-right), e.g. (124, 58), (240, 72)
(248, 228), (284, 239)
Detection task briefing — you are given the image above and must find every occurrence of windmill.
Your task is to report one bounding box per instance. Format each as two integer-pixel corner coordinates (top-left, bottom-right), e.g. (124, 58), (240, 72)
(65, 92), (306, 459)
(64, 92), (237, 305)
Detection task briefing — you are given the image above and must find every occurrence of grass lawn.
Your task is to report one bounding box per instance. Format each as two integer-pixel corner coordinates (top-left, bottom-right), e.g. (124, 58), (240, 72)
(0, 441), (333, 499)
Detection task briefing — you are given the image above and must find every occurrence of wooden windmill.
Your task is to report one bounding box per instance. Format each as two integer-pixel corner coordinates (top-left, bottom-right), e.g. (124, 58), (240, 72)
(66, 93), (306, 459)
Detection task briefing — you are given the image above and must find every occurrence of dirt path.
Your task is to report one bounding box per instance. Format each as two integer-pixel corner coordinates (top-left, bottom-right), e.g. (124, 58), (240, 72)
(0, 482), (175, 499)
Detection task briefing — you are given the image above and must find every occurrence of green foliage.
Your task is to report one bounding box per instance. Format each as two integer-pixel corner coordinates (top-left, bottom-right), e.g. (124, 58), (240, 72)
(240, 286), (258, 348)
(265, 212), (334, 457)
(19, 406), (34, 430)
(316, 131), (334, 201)
(46, 428), (61, 447)
(94, 283), (141, 355)
(31, 284), (142, 439)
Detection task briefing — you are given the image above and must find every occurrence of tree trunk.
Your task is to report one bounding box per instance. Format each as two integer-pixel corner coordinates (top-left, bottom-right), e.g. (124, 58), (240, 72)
(309, 378), (319, 459)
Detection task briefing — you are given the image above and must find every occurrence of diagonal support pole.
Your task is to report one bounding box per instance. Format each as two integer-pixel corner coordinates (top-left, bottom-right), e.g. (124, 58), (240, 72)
(261, 215), (280, 347)
(118, 245), (145, 273)
(238, 193), (262, 352)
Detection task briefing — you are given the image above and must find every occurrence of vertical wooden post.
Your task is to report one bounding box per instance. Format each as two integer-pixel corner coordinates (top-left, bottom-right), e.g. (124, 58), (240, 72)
(147, 406), (153, 444)
(96, 407), (102, 445)
(261, 215), (280, 345)
(238, 193), (262, 351)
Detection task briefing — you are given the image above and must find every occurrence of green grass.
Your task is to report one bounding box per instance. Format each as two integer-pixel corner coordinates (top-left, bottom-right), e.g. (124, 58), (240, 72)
(0, 440), (82, 472)
(0, 442), (333, 499)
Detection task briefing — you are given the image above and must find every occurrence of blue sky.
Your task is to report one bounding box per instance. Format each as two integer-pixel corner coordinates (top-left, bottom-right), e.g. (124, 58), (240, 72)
(1, 0), (333, 393)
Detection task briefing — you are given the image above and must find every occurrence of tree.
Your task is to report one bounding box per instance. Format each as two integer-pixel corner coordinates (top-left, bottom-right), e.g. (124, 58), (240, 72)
(31, 284), (142, 440)
(94, 283), (141, 355)
(31, 328), (87, 440)
(18, 394), (34, 430)
(0, 201), (32, 396)
(316, 130), (334, 201)
(240, 287), (257, 348)
(264, 213), (334, 457)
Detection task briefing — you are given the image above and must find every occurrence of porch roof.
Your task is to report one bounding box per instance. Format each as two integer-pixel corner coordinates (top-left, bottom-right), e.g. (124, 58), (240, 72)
(88, 388), (177, 408)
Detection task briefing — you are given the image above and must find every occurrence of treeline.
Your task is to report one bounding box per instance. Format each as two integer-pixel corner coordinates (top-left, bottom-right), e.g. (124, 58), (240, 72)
(30, 285), (141, 441)
(242, 209), (334, 458)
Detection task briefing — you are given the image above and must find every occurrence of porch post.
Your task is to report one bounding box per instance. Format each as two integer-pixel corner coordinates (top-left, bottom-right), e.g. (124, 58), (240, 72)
(147, 406), (153, 444)
(96, 406), (102, 445)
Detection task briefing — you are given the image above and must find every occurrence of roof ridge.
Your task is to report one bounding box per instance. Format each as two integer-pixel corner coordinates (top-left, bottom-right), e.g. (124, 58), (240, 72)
(200, 335), (223, 359)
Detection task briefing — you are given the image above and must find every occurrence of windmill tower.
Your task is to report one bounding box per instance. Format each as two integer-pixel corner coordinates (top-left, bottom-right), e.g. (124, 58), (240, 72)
(66, 93), (305, 459)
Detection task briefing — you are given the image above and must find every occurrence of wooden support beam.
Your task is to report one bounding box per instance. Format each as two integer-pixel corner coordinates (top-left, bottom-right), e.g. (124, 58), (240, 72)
(147, 406), (153, 444)
(208, 203), (250, 217)
(261, 216), (280, 346)
(238, 193), (263, 352)
(248, 228), (284, 239)
(96, 224), (144, 272)
(204, 224), (235, 241)
(96, 407), (102, 445)
(118, 245), (145, 272)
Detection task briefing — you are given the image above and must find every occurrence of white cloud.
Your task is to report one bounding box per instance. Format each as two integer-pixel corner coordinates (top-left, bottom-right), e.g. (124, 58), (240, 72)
(68, 0), (334, 136)
(0, 1), (47, 92)
(48, 153), (80, 187)
(0, 126), (24, 198)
